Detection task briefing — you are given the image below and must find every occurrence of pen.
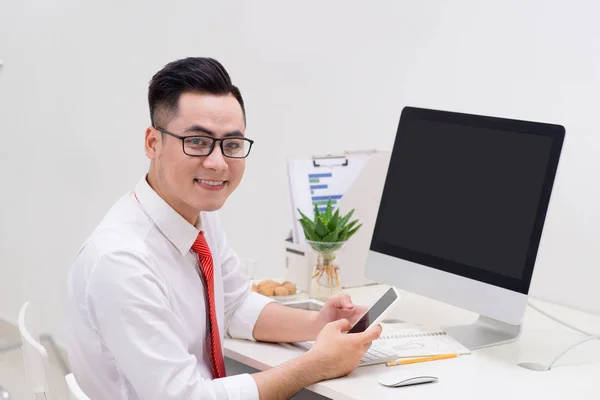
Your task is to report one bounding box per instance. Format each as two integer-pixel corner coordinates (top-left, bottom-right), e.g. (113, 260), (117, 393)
(386, 353), (458, 367)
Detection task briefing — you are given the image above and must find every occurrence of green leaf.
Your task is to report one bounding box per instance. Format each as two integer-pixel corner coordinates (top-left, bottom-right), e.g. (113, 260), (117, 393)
(327, 208), (340, 232)
(338, 209), (355, 228)
(314, 215), (329, 238)
(344, 219), (359, 232)
(297, 209), (315, 230)
(346, 223), (363, 240)
(314, 203), (320, 221)
(338, 225), (350, 241)
(299, 219), (318, 241)
(321, 229), (339, 242)
(324, 200), (333, 223)
(298, 209), (321, 241)
(297, 209), (314, 225)
(297, 208), (310, 220)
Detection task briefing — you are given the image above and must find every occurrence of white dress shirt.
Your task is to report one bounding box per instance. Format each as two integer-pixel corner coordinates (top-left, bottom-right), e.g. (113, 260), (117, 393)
(66, 176), (274, 400)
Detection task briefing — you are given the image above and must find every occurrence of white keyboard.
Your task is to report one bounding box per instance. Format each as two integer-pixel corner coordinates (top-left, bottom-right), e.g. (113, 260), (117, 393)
(294, 341), (398, 366)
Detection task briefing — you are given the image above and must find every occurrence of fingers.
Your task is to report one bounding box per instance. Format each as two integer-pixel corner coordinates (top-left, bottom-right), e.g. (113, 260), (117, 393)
(354, 305), (368, 315)
(340, 294), (355, 309)
(328, 293), (355, 309)
(349, 306), (368, 325)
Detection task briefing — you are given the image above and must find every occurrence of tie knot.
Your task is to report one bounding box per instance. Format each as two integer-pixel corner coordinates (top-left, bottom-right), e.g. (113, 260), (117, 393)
(192, 231), (211, 258)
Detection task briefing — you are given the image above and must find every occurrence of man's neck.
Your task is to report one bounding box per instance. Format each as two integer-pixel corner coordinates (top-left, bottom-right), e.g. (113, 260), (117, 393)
(146, 173), (199, 226)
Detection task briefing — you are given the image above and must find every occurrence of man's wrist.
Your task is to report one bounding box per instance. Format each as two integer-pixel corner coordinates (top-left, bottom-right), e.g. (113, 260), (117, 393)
(296, 350), (328, 383)
(251, 350), (327, 399)
(306, 311), (323, 340)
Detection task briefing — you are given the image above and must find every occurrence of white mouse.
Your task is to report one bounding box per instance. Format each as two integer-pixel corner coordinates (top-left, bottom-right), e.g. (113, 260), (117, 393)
(378, 368), (438, 387)
(0, 385), (10, 399)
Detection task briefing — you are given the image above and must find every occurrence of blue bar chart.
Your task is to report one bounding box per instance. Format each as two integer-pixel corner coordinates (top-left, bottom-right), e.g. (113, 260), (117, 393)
(308, 173), (343, 213)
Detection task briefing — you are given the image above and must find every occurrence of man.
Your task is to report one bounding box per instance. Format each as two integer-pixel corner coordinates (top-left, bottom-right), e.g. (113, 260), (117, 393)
(66, 57), (381, 400)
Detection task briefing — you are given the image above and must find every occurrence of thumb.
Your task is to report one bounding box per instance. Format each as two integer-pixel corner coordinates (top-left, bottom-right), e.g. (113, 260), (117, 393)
(329, 318), (352, 332)
(359, 324), (383, 342)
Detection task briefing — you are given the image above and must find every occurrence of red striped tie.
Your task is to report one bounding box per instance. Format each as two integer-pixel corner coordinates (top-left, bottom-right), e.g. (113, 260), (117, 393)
(192, 231), (227, 379)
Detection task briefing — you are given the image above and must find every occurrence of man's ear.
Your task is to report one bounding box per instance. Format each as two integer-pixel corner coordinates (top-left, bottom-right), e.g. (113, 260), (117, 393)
(145, 126), (160, 159)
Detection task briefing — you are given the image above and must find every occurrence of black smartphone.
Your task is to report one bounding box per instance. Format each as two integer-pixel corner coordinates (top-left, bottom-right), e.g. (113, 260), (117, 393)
(347, 288), (401, 334)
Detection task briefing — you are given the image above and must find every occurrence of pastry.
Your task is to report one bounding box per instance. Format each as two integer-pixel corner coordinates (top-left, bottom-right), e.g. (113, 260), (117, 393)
(252, 279), (297, 297)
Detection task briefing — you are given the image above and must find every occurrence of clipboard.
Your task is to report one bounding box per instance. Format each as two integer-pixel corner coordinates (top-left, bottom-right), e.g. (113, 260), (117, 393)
(283, 150), (391, 291)
(286, 150), (376, 246)
(312, 154), (349, 167)
(311, 150), (379, 167)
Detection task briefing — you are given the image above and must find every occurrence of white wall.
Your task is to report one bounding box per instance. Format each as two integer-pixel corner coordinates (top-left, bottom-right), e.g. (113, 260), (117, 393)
(1, 0), (600, 343)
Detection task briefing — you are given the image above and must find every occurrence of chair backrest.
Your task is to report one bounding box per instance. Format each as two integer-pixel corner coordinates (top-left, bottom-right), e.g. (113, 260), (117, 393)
(65, 374), (90, 400)
(18, 301), (56, 400)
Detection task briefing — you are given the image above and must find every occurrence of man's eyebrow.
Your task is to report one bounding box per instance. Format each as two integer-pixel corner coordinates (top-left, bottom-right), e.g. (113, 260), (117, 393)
(184, 125), (244, 138)
(224, 130), (244, 138)
(184, 125), (214, 135)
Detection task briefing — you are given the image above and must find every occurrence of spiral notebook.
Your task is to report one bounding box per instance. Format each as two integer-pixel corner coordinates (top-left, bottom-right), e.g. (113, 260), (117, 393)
(375, 322), (471, 358)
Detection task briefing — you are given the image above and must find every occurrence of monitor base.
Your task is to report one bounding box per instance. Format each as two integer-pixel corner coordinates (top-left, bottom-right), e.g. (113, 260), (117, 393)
(444, 315), (521, 350)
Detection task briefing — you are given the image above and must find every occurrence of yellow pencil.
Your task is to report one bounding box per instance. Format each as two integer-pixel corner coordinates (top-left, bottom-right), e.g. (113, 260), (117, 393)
(386, 353), (458, 367)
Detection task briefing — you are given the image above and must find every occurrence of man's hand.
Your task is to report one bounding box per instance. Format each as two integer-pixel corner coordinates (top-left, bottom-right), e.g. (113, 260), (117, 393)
(307, 319), (382, 380)
(311, 293), (367, 336)
(252, 293), (367, 343)
(252, 319), (382, 399)
(250, 297), (378, 399)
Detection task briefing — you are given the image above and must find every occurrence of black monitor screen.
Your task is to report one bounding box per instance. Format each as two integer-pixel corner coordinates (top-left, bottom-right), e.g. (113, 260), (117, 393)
(370, 107), (564, 293)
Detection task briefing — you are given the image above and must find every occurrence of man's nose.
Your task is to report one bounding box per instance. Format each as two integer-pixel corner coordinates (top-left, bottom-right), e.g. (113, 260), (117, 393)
(202, 144), (228, 171)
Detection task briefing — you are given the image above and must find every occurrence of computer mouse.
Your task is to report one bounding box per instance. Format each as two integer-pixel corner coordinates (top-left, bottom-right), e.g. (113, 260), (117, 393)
(0, 385), (10, 400)
(378, 369), (438, 387)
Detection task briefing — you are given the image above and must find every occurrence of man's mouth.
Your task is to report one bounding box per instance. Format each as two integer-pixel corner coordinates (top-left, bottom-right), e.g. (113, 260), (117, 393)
(194, 179), (227, 188)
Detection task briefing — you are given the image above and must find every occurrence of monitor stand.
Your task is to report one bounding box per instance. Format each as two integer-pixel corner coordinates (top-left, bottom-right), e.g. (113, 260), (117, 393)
(444, 315), (522, 350)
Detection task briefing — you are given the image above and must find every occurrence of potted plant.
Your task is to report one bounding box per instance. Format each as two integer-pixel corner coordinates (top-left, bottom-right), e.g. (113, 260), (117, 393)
(297, 200), (362, 300)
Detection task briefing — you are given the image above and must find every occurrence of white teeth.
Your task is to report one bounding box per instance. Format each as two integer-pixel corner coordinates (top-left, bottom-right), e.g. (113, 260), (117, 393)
(196, 179), (225, 186)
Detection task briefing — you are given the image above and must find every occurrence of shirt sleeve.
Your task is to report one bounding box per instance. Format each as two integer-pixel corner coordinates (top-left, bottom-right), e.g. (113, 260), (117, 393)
(86, 250), (260, 400)
(212, 214), (275, 341)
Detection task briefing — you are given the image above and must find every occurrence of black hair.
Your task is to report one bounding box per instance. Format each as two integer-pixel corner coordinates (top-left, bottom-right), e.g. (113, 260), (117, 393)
(148, 57), (245, 128)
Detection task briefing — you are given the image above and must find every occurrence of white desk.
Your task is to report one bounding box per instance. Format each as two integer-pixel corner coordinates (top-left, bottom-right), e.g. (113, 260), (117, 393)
(224, 285), (600, 399)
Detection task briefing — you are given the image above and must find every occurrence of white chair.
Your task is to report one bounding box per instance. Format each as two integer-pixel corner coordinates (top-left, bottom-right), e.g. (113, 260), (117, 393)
(18, 301), (56, 400)
(65, 374), (90, 400)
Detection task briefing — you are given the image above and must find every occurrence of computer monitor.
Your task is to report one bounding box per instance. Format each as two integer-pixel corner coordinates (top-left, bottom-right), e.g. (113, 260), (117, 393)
(365, 106), (565, 349)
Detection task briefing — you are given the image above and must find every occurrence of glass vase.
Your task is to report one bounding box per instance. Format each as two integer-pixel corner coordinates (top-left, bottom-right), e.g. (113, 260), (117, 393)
(307, 240), (347, 301)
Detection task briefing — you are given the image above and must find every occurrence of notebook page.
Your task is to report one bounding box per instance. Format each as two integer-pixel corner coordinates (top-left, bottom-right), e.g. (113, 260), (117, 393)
(376, 322), (471, 358)
(379, 322), (446, 339)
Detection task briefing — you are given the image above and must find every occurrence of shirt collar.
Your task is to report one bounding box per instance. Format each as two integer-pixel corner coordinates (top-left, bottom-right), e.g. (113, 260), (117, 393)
(134, 176), (201, 255)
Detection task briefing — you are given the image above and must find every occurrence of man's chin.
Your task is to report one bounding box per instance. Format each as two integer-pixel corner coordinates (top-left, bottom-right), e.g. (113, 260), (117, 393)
(193, 198), (226, 213)
(199, 204), (224, 212)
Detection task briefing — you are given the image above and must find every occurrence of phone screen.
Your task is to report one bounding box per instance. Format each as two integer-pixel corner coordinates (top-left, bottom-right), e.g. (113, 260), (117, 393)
(347, 288), (398, 334)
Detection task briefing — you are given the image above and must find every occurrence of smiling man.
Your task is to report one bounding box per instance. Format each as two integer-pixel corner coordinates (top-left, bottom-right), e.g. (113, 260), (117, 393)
(66, 57), (381, 400)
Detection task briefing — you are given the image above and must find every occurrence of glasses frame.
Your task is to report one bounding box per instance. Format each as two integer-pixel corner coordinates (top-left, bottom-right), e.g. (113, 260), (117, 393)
(155, 127), (254, 159)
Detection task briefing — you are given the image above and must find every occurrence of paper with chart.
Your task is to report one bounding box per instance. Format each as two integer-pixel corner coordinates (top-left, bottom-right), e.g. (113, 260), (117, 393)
(287, 154), (369, 245)
(375, 322), (471, 358)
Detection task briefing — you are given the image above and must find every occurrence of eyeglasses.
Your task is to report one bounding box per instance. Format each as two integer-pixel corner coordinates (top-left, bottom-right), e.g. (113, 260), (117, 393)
(156, 127), (254, 159)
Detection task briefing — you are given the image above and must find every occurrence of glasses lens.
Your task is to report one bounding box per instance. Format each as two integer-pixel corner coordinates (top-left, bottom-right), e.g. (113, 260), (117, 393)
(222, 138), (250, 158)
(184, 137), (213, 156)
